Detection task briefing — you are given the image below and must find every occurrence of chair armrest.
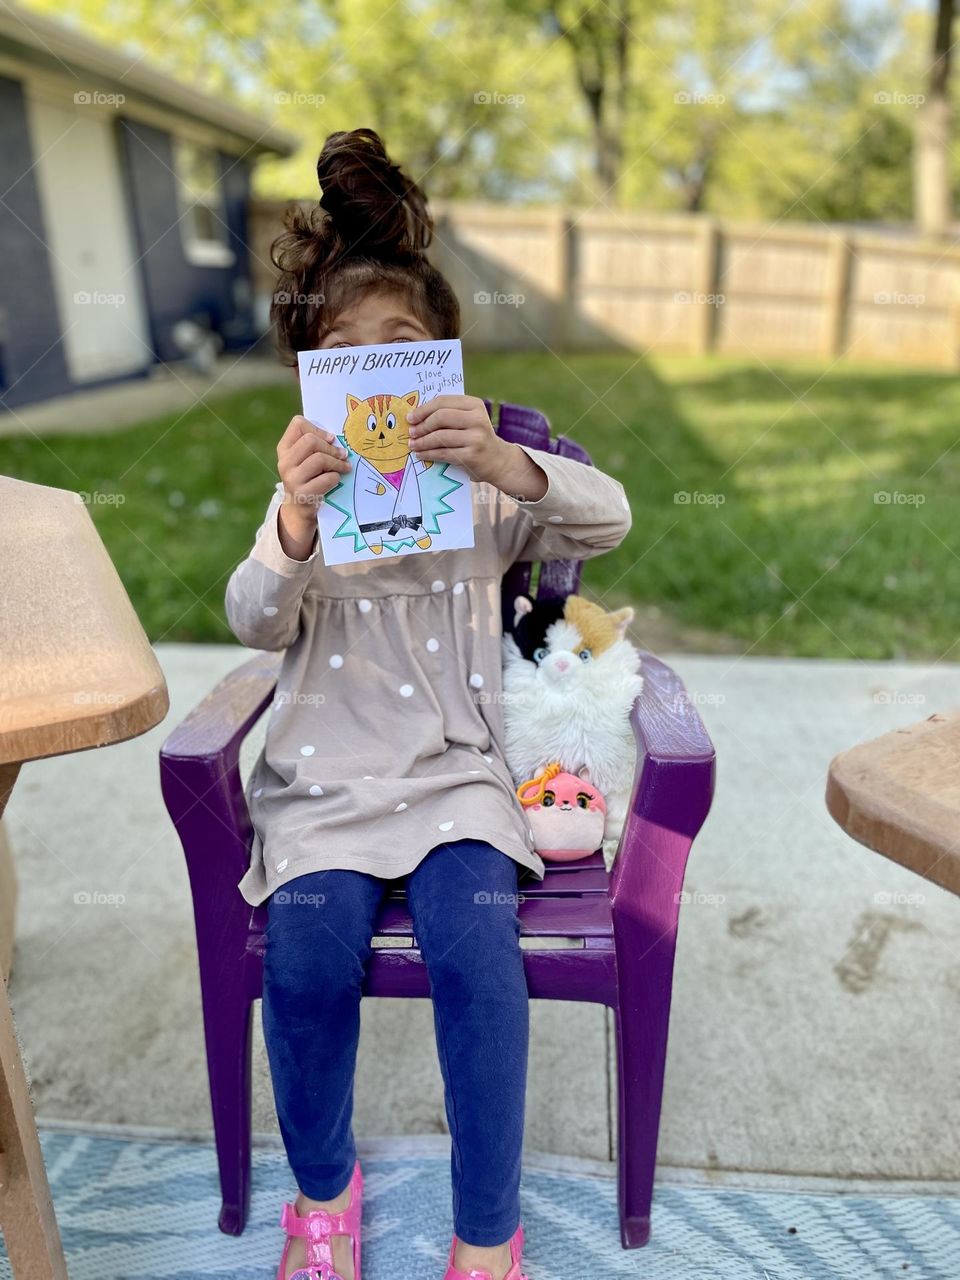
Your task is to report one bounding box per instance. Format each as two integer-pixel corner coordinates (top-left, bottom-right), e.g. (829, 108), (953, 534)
(159, 653), (280, 881)
(610, 651), (716, 902)
(160, 653), (281, 771)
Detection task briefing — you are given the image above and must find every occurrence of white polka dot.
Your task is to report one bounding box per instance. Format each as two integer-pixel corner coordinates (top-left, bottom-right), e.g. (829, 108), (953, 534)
(547, 515), (563, 524)
(468, 770), (481, 775)
(329, 654), (344, 669)
(277, 858), (288, 873)
(395, 802), (408, 812)
(263, 605), (279, 616)
(431, 580), (445, 592)
(469, 672), (484, 689)
(453, 581), (465, 595)
(621, 495), (630, 510)
(399, 684), (414, 697)
(363, 775), (375, 780)
(426, 638), (440, 653)
(253, 787), (264, 798)
(309, 785), (324, 796)
(358, 599), (372, 613)
(300, 745), (315, 757)
(438, 820), (455, 832)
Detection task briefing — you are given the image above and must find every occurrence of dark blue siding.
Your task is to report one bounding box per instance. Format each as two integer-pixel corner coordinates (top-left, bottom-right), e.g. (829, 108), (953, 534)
(118, 119), (257, 362)
(0, 75), (72, 408)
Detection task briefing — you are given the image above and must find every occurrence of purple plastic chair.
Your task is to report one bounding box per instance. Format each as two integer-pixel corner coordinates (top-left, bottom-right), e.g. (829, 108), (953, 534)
(159, 401), (715, 1249)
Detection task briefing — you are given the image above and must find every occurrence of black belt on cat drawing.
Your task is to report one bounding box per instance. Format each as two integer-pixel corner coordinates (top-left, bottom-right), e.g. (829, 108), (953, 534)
(359, 516), (424, 536)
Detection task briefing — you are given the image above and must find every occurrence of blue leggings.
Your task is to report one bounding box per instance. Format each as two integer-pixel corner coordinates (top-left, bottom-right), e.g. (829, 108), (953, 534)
(261, 839), (529, 1246)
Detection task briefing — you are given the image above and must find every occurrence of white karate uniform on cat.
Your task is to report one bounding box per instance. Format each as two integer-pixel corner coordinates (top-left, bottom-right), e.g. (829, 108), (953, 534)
(353, 452), (430, 549)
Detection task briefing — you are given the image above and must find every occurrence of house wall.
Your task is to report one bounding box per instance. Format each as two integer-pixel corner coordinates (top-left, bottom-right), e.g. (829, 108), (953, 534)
(0, 74), (72, 408)
(119, 119), (256, 363)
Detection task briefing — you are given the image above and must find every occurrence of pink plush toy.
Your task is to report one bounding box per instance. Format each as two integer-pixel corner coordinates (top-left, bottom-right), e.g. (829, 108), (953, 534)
(516, 762), (607, 862)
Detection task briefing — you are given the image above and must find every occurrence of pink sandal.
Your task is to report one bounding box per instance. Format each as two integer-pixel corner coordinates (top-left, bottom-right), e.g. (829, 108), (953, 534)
(443, 1222), (528, 1280)
(276, 1160), (363, 1280)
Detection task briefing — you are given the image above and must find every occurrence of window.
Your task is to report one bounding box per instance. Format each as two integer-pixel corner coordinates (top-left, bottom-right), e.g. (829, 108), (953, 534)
(174, 140), (235, 268)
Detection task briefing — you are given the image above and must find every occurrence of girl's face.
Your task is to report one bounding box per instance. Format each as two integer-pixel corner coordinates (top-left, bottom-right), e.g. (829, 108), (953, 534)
(318, 291), (433, 349)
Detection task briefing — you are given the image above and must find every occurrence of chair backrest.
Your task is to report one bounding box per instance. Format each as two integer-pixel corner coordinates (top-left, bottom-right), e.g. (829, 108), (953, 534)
(485, 400), (593, 636)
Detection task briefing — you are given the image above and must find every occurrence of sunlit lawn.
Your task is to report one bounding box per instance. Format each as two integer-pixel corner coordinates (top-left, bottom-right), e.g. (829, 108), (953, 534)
(2, 351), (957, 658)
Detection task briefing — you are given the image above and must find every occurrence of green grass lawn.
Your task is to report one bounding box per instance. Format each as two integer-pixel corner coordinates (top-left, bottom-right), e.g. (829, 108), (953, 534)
(3, 351), (958, 658)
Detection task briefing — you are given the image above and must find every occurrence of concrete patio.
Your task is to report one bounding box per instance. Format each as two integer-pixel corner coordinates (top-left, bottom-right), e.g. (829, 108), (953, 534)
(3, 645), (959, 1194)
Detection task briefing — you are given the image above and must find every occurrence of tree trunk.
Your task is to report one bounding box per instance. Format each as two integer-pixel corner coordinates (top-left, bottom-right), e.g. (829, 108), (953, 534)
(914, 0), (954, 236)
(553, 1), (631, 205)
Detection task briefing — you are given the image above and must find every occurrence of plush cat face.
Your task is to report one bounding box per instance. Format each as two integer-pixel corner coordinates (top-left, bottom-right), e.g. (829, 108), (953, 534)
(343, 390), (420, 472)
(509, 594), (636, 691)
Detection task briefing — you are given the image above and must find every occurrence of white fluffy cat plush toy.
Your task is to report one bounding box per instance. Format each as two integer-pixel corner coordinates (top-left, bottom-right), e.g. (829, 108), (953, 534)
(502, 593), (644, 851)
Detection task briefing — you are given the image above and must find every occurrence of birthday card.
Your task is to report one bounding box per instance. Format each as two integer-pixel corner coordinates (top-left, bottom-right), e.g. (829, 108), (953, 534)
(297, 338), (475, 566)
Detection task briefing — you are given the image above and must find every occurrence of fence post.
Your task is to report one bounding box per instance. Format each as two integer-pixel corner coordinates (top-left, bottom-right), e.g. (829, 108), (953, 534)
(552, 208), (574, 349)
(694, 218), (720, 354)
(825, 233), (853, 358)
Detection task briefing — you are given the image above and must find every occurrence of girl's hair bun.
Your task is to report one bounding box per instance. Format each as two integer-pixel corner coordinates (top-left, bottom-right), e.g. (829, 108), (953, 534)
(270, 128), (459, 364)
(316, 128), (433, 258)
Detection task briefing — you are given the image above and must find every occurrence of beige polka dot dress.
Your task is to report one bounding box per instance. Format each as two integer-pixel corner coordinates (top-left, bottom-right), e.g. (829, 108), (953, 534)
(226, 445), (631, 905)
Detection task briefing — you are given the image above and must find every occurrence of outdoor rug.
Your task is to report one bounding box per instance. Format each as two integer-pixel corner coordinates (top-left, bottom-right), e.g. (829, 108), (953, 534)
(0, 1130), (957, 1279)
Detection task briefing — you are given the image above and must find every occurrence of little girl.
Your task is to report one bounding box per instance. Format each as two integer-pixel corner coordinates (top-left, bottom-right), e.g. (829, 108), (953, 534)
(226, 128), (631, 1280)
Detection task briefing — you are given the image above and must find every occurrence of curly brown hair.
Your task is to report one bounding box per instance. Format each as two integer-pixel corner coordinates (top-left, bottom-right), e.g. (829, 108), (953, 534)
(269, 128), (461, 364)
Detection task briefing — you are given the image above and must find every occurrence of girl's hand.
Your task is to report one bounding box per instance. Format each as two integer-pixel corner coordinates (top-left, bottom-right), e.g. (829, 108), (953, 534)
(277, 415), (351, 559)
(407, 395), (547, 500)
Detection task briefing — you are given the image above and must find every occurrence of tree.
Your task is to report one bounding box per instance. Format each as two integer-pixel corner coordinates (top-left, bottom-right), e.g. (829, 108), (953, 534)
(23, 0), (586, 201)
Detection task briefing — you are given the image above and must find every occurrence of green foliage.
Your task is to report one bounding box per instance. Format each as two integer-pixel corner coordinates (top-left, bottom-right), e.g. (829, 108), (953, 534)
(22, 0), (944, 219)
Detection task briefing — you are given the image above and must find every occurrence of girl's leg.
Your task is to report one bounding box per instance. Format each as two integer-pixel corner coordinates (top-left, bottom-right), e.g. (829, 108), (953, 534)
(405, 840), (529, 1263)
(262, 867), (384, 1247)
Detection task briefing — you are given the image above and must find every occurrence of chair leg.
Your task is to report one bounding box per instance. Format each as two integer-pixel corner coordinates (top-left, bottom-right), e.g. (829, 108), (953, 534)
(201, 983), (254, 1235)
(612, 901), (684, 1249)
(612, 999), (655, 1248)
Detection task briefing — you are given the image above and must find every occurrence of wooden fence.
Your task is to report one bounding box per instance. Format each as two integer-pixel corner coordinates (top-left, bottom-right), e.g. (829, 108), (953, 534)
(249, 199), (960, 368)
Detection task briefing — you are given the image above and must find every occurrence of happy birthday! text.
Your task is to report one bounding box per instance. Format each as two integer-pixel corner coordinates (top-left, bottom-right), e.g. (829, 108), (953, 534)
(303, 346), (454, 378)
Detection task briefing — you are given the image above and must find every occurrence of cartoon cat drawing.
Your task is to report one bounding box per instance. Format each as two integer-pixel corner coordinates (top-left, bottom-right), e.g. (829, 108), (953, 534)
(342, 390), (434, 554)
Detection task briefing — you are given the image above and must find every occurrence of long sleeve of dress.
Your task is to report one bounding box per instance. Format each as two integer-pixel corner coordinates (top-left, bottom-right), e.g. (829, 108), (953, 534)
(492, 444), (632, 569)
(225, 484), (321, 651)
